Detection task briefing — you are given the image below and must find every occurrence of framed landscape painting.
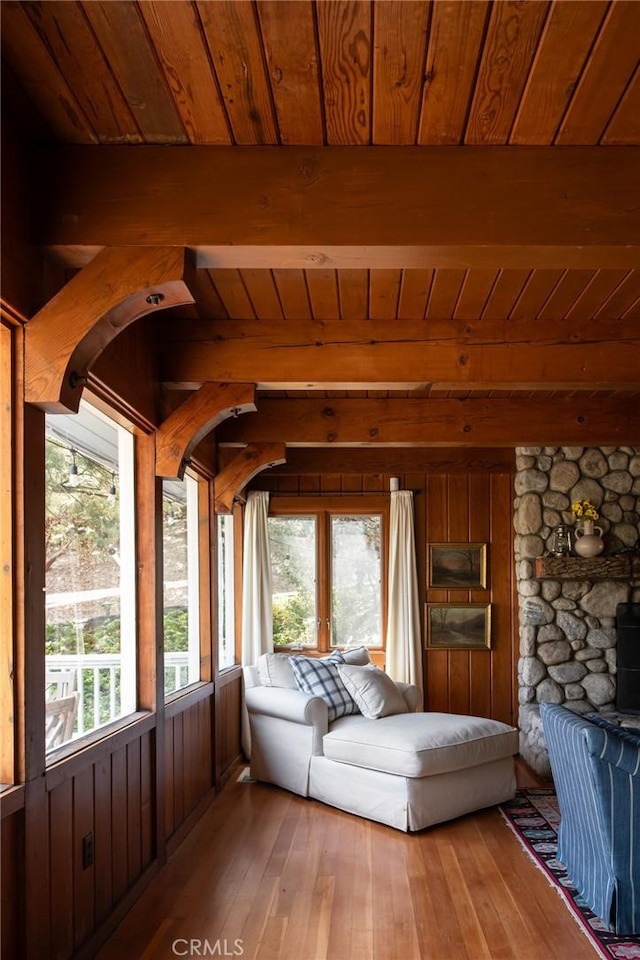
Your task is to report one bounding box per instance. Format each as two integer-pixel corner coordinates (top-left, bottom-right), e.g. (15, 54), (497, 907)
(425, 603), (491, 650)
(428, 542), (487, 589)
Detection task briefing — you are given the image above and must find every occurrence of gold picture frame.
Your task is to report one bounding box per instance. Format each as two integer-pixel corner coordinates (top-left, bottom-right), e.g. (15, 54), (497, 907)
(425, 603), (492, 650)
(427, 542), (488, 589)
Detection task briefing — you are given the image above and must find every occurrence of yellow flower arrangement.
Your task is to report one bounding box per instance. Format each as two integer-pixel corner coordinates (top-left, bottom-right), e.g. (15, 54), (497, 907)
(571, 499), (599, 524)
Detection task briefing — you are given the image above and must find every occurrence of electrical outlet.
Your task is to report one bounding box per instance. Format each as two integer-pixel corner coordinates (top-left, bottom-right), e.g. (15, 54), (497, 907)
(82, 832), (94, 870)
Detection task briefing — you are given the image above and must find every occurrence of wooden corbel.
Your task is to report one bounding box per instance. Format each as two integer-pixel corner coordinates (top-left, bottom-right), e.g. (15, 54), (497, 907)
(156, 383), (257, 479)
(214, 443), (286, 513)
(25, 246), (195, 413)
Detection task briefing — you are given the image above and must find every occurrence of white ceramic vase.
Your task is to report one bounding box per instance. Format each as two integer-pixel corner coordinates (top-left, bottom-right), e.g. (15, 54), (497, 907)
(573, 520), (605, 558)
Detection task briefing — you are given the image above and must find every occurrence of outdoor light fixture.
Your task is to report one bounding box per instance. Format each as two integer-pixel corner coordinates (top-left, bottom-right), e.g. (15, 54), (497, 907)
(68, 448), (79, 486)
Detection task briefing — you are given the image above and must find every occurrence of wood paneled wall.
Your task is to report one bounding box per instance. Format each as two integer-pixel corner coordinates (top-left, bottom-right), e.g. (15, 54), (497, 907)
(4, 687), (226, 960)
(1, 803), (24, 960)
(46, 724), (155, 959)
(215, 670), (243, 785)
(164, 691), (214, 842)
(422, 471), (516, 724)
(253, 465), (517, 724)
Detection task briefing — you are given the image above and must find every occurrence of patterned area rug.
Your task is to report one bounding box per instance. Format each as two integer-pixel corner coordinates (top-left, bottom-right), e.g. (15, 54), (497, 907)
(500, 789), (640, 960)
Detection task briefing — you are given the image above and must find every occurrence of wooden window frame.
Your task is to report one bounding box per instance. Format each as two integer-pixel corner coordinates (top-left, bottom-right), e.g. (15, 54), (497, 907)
(164, 464), (216, 705)
(268, 496), (389, 662)
(216, 511), (237, 673)
(0, 322), (15, 786)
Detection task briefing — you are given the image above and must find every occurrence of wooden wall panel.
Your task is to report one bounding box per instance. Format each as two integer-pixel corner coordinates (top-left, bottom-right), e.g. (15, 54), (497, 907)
(446, 474), (472, 716)
(216, 673), (242, 784)
(172, 712), (185, 829)
(425, 474), (452, 713)
(468, 473), (492, 720)
(164, 717), (175, 838)
(1, 808), (24, 960)
(110, 746), (129, 905)
(93, 756), (113, 927)
(126, 738), (142, 885)
(489, 473), (517, 725)
(49, 780), (74, 959)
(43, 723), (156, 957)
(72, 767), (95, 949)
(92, 315), (161, 429)
(424, 468), (516, 724)
(0, 109), (42, 318)
(164, 695), (215, 841)
(140, 732), (153, 871)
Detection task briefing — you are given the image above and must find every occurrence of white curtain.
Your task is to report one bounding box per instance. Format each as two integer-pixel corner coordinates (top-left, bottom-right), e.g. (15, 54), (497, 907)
(241, 490), (273, 756)
(386, 490), (423, 690)
(241, 490), (273, 665)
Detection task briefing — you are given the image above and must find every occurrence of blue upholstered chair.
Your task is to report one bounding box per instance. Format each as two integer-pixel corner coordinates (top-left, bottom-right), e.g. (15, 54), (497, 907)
(540, 703), (640, 935)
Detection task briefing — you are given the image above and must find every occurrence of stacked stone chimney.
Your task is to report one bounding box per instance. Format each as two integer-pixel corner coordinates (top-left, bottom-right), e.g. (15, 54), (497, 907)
(514, 446), (640, 775)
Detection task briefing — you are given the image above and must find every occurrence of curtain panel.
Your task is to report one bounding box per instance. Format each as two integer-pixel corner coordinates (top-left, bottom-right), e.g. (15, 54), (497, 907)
(386, 490), (423, 691)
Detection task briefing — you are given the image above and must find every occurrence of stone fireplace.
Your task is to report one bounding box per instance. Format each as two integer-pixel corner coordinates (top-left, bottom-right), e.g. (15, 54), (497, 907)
(514, 446), (640, 775)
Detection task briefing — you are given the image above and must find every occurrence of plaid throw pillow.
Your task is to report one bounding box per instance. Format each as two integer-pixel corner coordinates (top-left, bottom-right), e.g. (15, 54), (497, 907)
(290, 652), (359, 722)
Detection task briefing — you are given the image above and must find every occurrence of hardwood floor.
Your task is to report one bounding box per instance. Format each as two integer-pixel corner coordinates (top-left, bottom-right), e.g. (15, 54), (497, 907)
(97, 768), (596, 960)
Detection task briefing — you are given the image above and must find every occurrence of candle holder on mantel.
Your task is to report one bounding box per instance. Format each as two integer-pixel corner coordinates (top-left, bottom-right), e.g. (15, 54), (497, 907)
(551, 524), (571, 557)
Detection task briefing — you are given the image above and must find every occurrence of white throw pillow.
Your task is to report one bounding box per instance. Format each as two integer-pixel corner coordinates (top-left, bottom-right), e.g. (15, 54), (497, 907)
(336, 664), (408, 719)
(341, 645), (372, 666)
(256, 653), (297, 689)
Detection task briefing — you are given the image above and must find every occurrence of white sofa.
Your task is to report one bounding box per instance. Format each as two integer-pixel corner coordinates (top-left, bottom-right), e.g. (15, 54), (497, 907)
(243, 651), (518, 832)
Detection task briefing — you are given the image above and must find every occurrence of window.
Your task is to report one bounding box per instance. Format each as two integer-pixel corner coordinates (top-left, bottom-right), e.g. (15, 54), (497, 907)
(162, 473), (200, 696)
(269, 515), (317, 647)
(330, 515), (382, 646)
(268, 500), (386, 652)
(45, 399), (136, 753)
(217, 513), (235, 670)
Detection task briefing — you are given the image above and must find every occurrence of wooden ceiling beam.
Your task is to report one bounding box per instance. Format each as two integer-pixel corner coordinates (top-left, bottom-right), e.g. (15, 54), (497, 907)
(215, 398), (640, 447)
(25, 246), (194, 413)
(156, 382), (256, 480)
(214, 442), (286, 513)
(218, 446), (515, 475)
(34, 146), (640, 270)
(158, 320), (640, 391)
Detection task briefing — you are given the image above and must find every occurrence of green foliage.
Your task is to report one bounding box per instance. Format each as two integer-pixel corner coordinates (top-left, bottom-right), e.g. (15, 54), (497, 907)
(45, 622), (78, 656)
(46, 607), (188, 656)
(273, 592), (314, 647)
(80, 667), (120, 730)
(45, 616), (121, 655)
(163, 607), (189, 652)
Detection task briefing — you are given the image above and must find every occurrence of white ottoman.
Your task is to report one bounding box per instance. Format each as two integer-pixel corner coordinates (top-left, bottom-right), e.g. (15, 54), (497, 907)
(308, 711), (518, 831)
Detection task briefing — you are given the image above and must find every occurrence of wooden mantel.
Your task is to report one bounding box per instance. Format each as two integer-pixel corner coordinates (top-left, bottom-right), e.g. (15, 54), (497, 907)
(535, 554), (640, 583)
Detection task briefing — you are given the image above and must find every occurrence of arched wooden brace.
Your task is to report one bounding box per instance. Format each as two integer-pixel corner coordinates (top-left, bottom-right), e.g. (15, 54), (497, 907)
(156, 382), (257, 480)
(214, 443), (286, 514)
(25, 246), (195, 413)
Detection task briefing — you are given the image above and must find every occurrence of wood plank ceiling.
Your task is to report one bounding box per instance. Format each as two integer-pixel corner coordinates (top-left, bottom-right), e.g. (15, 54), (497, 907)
(2, 0), (640, 448)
